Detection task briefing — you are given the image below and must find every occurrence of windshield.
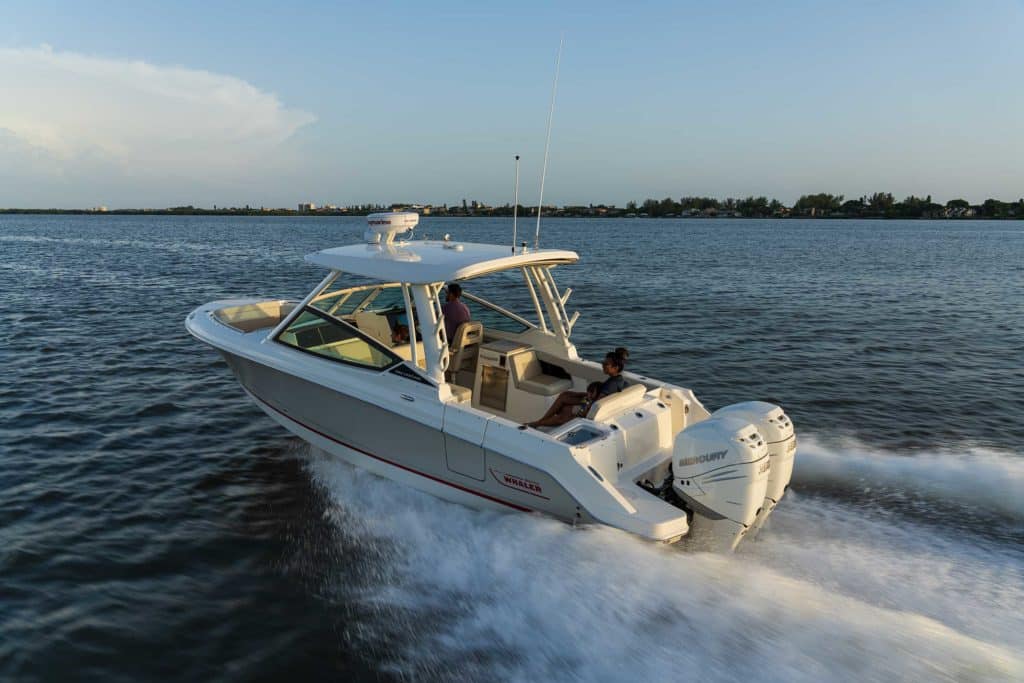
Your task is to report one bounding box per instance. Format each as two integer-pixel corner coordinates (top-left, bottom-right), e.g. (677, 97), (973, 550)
(276, 307), (399, 370)
(307, 267), (557, 340)
(312, 283), (405, 317)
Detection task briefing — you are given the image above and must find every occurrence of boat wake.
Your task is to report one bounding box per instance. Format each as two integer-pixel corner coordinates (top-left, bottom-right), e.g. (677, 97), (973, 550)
(304, 436), (1023, 682)
(791, 435), (1024, 539)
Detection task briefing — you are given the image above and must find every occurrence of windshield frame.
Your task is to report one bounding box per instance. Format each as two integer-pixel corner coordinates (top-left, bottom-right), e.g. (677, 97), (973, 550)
(273, 304), (403, 373)
(461, 292), (536, 332)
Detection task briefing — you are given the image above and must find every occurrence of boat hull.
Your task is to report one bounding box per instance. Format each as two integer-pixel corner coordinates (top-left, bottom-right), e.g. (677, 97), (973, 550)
(219, 350), (593, 523)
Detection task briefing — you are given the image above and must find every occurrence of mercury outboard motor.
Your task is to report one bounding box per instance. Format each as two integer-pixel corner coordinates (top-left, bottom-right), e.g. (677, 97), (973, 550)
(672, 415), (770, 551)
(712, 402), (796, 538)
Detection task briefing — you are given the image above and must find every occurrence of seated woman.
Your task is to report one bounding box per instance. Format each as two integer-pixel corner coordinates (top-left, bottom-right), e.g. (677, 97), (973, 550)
(600, 349), (628, 395)
(526, 353), (626, 428)
(527, 382), (602, 429)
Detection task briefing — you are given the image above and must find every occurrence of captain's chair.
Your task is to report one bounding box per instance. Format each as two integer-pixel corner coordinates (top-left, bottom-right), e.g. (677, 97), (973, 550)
(446, 321), (483, 386)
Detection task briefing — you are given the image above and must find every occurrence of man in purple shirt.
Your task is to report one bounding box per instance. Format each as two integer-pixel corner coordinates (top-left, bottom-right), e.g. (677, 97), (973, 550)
(442, 283), (471, 342)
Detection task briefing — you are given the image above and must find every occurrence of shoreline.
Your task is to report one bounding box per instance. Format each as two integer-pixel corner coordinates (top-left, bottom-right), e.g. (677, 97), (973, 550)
(1, 208), (1021, 220)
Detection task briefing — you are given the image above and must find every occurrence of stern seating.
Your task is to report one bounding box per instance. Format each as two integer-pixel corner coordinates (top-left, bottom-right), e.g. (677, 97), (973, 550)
(587, 383), (647, 422)
(509, 351), (572, 396)
(587, 384), (668, 465)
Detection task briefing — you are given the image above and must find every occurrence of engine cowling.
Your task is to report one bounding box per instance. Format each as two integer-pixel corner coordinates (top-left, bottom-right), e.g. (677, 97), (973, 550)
(712, 402), (796, 537)
(672, 415), (770, 551)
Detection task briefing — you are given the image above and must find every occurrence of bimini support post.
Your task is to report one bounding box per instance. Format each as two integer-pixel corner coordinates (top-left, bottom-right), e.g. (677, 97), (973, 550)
(530, 265), (574, 350)
(521, 266), (548, 333)
(410, 283), (450, 384)
(263, 270), (339, 344)
(401, 283), (419, 369)
(543, 268), (577, 336)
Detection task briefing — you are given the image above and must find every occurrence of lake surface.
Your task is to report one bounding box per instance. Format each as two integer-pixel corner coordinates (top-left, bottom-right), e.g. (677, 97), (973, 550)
(1, 215), (1022, 681)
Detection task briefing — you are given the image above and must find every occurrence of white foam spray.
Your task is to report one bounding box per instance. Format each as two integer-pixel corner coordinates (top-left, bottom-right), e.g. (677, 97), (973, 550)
(791, 434), (1024, 521)
(305, 437), (1024, 682)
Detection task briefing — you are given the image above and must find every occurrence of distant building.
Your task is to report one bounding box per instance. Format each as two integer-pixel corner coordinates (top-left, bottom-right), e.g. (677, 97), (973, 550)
(944, 206), (976, 218)
(90, 206), (108, 213)
(298, 202), (316, 212)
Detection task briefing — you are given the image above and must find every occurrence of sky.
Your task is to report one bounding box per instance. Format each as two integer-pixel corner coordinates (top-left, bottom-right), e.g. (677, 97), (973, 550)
(0, 0), (1021, 208)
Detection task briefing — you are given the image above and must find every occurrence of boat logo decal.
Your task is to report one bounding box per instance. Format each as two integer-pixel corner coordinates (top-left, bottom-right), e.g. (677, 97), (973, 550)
(677, 450), (728, 467)
(489, 468), (550, 500)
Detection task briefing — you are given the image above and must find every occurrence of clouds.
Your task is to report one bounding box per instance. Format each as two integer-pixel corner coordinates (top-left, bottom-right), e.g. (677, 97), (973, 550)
(0, 46), (315, 206)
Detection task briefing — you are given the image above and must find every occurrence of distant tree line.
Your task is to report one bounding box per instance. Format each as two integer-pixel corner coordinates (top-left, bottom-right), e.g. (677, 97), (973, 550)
(2, 194), (1022, 219)
(620, 193), (1023, 219)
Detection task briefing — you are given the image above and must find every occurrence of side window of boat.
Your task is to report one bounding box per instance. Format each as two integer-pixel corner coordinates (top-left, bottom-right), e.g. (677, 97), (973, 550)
(276, 308), (399, 370)
(361, 286), (406, 314)
(463, 271), (535, 332)
(467, 302), (529, 333)
(310, 285), (372, 317)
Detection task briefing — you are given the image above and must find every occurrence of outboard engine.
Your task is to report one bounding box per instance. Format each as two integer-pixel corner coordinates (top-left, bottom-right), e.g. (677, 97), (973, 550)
(712, 402), (796, 538)
(672, 416), (770, 551)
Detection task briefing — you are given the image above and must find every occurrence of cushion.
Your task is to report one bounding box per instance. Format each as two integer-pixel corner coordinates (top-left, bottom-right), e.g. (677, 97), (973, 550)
(509, 351), (571, 396)
(449, 384), (472, 403)
(587, 384), (647, 422)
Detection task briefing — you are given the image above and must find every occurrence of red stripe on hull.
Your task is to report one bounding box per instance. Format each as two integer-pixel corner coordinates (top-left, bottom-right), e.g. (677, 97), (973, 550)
(250, 393), (534, 513)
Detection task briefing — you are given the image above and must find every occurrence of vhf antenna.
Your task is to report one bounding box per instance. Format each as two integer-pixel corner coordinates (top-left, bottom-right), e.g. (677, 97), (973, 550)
(512, 155), (520, 254)
(534, 34), (563, 251)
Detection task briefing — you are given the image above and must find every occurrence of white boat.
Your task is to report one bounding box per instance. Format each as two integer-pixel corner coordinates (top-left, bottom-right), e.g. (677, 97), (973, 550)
(186, 212), (796, 550)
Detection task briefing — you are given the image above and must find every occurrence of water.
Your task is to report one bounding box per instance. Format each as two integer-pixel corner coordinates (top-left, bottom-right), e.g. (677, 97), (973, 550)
(1, 215), (1022, 681)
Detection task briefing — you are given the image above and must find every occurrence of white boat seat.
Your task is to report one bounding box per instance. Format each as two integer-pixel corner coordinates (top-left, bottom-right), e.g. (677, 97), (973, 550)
(392, 341), (427, 368)
(213, 300), (295, 333)
(449, 384), (472, 403)
(509, 351), (572, 396)
(353, 311), (395, 347)
(587, 383), (646, 422)
(447, 321), (483, 381)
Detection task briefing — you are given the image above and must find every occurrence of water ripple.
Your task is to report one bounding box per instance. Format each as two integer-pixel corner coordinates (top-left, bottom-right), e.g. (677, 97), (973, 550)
(2, 215), (1022, 681)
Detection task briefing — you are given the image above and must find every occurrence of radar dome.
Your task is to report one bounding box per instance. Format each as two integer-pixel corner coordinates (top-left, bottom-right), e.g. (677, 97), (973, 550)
(365, 212), (419, 244)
